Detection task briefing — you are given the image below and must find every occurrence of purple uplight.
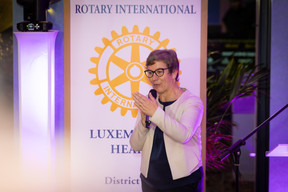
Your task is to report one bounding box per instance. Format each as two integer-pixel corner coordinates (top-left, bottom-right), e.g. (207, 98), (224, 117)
(14, 31), (58, 176)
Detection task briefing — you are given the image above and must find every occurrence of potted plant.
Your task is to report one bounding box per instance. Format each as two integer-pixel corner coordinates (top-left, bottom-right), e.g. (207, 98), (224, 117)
(205, 55), (268, 190)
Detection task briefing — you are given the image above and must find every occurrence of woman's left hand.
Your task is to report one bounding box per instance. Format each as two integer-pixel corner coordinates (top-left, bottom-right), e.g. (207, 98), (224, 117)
(132, 92), (158, 117)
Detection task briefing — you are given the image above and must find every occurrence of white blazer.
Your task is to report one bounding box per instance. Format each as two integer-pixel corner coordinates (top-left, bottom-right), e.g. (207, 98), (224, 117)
(130, 89), (204, 180)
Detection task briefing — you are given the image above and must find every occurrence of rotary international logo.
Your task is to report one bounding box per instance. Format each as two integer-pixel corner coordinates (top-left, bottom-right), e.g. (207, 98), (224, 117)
(89, 25), (173, 117)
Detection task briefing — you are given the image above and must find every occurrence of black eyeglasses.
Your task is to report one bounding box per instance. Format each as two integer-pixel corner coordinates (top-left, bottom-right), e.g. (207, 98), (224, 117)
(144, 68), (170, 78)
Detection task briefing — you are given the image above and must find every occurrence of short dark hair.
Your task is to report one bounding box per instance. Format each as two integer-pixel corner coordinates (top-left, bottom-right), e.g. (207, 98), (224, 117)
(146, 49), (179, 81)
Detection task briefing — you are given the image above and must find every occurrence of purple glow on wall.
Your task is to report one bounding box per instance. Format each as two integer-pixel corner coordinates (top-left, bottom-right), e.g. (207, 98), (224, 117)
(232, 95), (255, 114)
(266, 144), (288, 157)
(14, 31), (58, 174)
(269, 1), (288, 191)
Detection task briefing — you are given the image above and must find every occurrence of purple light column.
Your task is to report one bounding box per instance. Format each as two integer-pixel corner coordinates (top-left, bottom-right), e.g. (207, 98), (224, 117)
(14, 31), (58, 180)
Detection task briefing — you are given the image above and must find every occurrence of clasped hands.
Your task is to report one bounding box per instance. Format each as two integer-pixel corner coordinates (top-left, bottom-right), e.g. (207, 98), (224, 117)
(132, 92), (158, 121)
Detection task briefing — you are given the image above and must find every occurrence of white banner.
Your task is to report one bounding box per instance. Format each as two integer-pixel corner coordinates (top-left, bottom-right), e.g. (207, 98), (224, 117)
(70, 1), (202, 191)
